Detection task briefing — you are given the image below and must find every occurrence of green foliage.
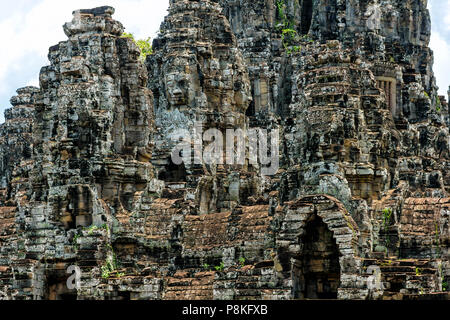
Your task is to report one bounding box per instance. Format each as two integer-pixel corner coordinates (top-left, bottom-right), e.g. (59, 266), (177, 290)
(281, 28), (298, 53)
(276, 1), (310, 54)
(415, 267), (422, 276)
(382, 208), (393, 247)
(276, 0), (290, 29)
(72, 234), (80, 251)
(203, 263), (211, 271)
(101, 260), (115, 279)
(121, 32), (153, 62)
(435, 222), (441, 255)
(238, 257), (246, 268)
(443, 282), (448, 292)
(436, 96), (442, 113)
(101, 245), (122, 279)
(214, 262), (225, 272)
(382, 208), (393, 231)
(83, 224), (109, 235)
(380, 260), (392, 267)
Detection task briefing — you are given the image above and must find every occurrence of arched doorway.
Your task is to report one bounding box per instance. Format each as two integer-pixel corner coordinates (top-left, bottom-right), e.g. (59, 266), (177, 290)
(293, 214), (341, 299)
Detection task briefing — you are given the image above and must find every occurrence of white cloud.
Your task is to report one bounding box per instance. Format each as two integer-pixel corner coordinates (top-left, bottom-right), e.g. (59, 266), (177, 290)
(0, 0), (169, 93)
(430, 31), (450, 96)
(26, 77), (39, 87)
(445, 1), (450, 29)
(429, 0), (450, 96)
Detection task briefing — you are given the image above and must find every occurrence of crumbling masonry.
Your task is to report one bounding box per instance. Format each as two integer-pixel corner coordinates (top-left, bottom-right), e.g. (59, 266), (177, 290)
(0, 0), (449, 300)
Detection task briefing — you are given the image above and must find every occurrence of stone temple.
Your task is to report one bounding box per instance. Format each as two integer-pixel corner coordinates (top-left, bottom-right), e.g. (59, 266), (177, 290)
(0, 0), (449, 300)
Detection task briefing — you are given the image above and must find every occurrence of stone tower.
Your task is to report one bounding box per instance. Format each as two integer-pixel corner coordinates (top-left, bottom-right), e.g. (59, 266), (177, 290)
(0, 1), (448, 300)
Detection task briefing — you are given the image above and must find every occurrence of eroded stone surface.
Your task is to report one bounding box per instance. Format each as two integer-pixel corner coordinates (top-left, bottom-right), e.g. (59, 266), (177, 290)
(0, 1), (449, 300)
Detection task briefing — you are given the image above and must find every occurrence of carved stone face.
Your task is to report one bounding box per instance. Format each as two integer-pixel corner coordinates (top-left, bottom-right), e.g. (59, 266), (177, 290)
(165, 72), (189, 106)
(164, 55), (198, 107)
(365, 2), (382, 31)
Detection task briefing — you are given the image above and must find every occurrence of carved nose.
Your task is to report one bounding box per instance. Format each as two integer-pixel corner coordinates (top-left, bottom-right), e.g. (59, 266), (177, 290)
(172, 87), (183, 96)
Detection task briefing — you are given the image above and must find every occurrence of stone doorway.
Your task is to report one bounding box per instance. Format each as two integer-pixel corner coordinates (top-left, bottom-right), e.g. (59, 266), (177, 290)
(158, 161), (187, 183)
(44, 274), (78, 300)
(292, 214), (341, 299)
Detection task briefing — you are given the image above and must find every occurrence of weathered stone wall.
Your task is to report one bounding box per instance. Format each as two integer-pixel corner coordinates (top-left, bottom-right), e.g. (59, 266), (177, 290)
(0, 1), (449, 300)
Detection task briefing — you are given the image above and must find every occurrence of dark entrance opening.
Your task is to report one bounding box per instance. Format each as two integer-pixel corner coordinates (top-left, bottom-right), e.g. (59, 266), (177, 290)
(158, 161), (187, 183)
(293, 214), (341, 299)
(246, 100), (255, 117)
(300, 0), (314, 35)
(45, 273), (78, 300)
(63, 186), (93, 230)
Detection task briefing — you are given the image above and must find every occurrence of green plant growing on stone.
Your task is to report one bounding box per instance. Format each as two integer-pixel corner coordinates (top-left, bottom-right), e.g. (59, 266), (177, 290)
(282, 28), (297, 47)
(346, 219), (357, 239)
(101, 245), (121, 279)
(276, 1), (304, 54)
(101, 261), (114, 279)
(379, 260), (392, 267)
(435, 221), (441, 255)
(121, 32), (153, 62)
(443, 282), (448, 292)
(436, 96), (441, 113)
(86, 225), (99, 235)
(415, 267), (422, 276)
(382, 208), (393, 247)
(72, 234), (80, 251)
(238, 257), (246, 268)
(276, 0), (290, 29)
(84, 224), (109, 236)
(203, 263), (211, 271)
(382, 208), (393, 231)
(214, 262), (225, 272)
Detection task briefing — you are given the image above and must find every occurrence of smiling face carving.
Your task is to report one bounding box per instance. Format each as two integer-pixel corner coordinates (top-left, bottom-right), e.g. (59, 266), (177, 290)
(164, 54), (199, 108)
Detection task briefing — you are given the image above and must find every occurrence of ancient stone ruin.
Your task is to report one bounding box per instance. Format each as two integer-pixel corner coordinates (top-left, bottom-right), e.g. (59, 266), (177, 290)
(0, 1), (449, 300)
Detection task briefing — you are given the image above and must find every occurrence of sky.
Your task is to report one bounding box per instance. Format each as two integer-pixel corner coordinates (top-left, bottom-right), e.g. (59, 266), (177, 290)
(0, 0), (449, 123)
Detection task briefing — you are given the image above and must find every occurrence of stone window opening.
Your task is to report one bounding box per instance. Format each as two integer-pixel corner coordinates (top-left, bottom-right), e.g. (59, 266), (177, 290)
(171, 224), (183, 241)
(377, 77), (397, 115)
(301, 0), (314, 35)
(292, 213), (341, 299)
